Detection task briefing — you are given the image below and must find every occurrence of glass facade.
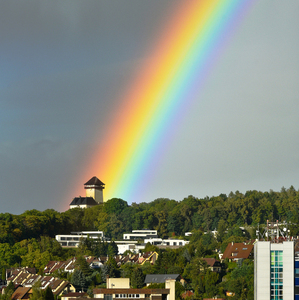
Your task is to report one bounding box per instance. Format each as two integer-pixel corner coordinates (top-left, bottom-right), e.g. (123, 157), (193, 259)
(270, 250), (283, 300)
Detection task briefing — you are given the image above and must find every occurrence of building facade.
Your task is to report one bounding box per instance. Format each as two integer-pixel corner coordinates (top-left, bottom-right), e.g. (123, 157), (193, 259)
(254, 241), (295, 300)
(55, 231), (105, 247)
(93, 277), (175, 300)
(123, 230), (158, 240)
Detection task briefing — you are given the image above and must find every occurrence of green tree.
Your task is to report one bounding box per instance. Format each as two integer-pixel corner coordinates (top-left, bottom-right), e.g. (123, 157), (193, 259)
(155, 211), (168, 238)
(30, 281), (44, 300)
(75, 255), (92, 277)
(106, 257), (120, 278)
(216, 219), (227, 242)
(72, 269), (86, 292)
(1, 281), (15, 300)
(131, 267), (145, 288)
(44, 286), (54, 300)
(103, 198), (128, 215)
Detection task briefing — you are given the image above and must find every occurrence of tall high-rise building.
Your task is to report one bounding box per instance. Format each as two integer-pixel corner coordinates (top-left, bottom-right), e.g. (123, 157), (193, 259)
(254, 241), (296, 300)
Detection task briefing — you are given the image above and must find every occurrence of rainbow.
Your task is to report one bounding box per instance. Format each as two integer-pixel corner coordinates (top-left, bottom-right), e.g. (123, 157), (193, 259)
(70, 0), (255, 205)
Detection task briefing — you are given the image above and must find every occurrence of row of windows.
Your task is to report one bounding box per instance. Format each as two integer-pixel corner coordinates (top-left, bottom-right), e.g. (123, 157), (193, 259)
(271, 268), (283, 273)
(271, 250), (283, 267)
(60, 242), (78, 246)
(271, 273), (283, 279)
(60, 237), (80, 241)
(271, 279), (283, 284)
(271, 290), (283, 296)
(115, 294), (140, 298)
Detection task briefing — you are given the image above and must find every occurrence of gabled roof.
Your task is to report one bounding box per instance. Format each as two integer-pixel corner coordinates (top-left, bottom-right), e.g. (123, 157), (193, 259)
(64, 257), (80, 272)
(52, 281), (73, 295)
(222, 242), (254, 260)
(44, 261), (57, 273)
(202, 258), (220, 267)
(70, 197), (98, 206)
(144, 274), (180, 284)
(84, 176), (105, 187)
(22, 275), (41, 287)
(13, 272), (31, 285)
(44, 261), (67, 274)
(11, 287), (31, 300)
(6, 268), (33, 279)
(49, 279), (64, 290)
(39, 276), (55, 289)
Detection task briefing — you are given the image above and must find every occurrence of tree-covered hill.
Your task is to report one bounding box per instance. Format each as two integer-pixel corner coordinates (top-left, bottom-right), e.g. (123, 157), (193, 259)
(1, 185), (298, 244)
(1, 186), (298, 299)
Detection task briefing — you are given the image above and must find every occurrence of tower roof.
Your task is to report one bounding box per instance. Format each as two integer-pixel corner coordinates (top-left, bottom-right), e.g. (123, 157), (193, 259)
(84, 176), (105, 187)
(70, 196), (98, 206)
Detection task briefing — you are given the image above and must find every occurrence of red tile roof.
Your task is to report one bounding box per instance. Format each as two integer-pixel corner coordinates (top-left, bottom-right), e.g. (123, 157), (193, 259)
(202, 258), (220, 267)
(222, 242), (254, 260)
(11, 287), (31, 300)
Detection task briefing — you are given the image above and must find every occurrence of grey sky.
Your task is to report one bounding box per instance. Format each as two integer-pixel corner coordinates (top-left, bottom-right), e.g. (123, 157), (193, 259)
(1, 1), (298, 214)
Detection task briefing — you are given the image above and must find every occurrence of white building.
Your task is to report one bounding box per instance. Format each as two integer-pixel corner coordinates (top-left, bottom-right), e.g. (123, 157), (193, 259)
(123, 230), (158, 240)
(254, 241), (295, 300)
(144, 238), (189, 247)
(55, 231), (105, 247)
(114, 240), (145, 254)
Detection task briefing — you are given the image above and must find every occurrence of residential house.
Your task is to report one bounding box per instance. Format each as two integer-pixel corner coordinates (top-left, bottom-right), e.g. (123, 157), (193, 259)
(138, 251), (158, 265)
(6, 268), (36, 285)
(222, 242), (254, 262)
(61, 292), (88, 300)
(11, 287), (31, 300)
(22, 275), (41, 287)
(201, 258), (222, 273)
(48, 278), (76, 296)
(94, 277), (175, 300)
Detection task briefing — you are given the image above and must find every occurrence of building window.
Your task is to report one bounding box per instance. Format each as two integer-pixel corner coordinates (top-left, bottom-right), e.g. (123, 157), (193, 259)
(104, 295), (112, 300)
(270, 250), (283, 300)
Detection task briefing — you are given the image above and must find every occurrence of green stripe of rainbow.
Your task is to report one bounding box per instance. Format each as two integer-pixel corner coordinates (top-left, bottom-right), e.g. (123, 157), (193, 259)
(73, 0), (255, 204)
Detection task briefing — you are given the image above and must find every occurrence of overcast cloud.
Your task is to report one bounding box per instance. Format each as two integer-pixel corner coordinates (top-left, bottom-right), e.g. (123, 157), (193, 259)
(0, 1), (298, 214)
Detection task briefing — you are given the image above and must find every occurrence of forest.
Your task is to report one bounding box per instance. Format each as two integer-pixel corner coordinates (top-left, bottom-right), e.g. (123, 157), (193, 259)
(0, 185), (298, 299)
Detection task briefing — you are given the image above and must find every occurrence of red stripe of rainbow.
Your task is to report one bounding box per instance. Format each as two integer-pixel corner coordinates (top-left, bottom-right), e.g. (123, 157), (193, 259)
(67, 0), (255, 207)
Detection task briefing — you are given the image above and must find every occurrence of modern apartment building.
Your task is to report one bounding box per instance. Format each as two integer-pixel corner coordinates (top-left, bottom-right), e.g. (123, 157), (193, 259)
(254, 241), (296, 300)
(123, 230), (158, 240)
(55, 231), (105, 247)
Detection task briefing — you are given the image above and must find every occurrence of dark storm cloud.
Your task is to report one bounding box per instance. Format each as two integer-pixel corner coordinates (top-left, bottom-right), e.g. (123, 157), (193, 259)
(0, 0), (298, 213)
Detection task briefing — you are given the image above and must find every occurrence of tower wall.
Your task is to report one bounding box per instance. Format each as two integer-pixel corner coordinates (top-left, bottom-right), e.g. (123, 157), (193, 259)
(86, 187), (104, 204)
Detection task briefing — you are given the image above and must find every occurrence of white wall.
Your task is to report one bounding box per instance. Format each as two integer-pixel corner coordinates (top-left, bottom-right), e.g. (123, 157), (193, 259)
(255, 241), (271, 300)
